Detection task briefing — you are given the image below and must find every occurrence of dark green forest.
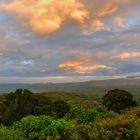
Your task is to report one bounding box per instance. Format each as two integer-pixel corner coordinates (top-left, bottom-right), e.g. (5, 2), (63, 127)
(0, 89), (140, 140)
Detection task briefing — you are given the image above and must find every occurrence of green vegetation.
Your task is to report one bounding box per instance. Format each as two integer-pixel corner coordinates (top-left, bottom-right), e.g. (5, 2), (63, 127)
(0, 89), (70, 125)
(0, 106), (140, 140)
(103, 89), (137, 112)
(0, 88), (140, 140)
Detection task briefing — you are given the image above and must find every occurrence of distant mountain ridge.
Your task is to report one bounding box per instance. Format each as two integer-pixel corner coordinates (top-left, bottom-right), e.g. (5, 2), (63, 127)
(0, 76), (140, 93)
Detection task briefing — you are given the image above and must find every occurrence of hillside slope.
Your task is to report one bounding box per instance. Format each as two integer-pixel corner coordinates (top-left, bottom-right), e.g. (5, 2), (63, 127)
(0, 76), (140, 94)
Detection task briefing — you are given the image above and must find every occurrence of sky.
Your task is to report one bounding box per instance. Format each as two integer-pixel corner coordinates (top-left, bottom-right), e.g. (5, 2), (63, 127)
(0, 0), (140, 83)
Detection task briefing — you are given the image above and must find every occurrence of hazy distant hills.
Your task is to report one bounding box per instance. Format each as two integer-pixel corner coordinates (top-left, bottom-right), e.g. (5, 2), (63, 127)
(0, 76), (140, 94)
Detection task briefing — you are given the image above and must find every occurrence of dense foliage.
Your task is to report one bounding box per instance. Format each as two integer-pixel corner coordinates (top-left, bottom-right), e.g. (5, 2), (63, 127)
(0, 89), (70, 125)
(0, 106), (140, 140)
(0, 88), (139, 140)
(103, 89), (137, 112)
(65, 106), (108, 123)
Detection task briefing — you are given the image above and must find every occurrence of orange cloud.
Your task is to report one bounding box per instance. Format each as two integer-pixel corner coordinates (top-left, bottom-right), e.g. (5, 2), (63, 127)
(1, 0), (89, 35)
(115, 17), (127, 28)
(76, 65), (112, 71)
(58, 60), (83, 68)
(91, 19), (104, 29)
(59, 61), (112, 73)
(95, 2), (118, 17)
(120, 52), (140, 60)
(1, 0), (123, 36)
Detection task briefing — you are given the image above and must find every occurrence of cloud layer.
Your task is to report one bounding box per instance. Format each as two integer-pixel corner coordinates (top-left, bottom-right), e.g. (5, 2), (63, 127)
(1, 0), (89, 35)
(1, 0), (136, 35)
(0, 0), (140, 83)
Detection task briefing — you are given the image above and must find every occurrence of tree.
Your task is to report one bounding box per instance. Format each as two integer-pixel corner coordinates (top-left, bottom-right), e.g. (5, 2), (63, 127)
(33, 94), (52, 116)
(0, 89), (70, 125)
(52, 100), (70, 118)
(0, 89), (36, 125)
(102, 89), (137, 113)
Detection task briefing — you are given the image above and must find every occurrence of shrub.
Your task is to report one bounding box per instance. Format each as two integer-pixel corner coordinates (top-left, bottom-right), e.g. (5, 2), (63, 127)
(66, 106), (107, 123)
(13, 115), (70, 140)
(102, 89), (137, 113)
(0, 125), (24, 140)
(0, 106), (140, 140)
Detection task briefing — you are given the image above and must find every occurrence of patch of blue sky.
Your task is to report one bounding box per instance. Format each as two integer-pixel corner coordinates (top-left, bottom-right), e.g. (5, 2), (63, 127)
(124, 19), (140, 28)
(112, 26), (120, 30)
(0, 13), (7, 21)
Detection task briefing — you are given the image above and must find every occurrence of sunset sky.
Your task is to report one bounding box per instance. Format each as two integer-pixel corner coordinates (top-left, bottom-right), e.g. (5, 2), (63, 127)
(0, 0), (140, 83)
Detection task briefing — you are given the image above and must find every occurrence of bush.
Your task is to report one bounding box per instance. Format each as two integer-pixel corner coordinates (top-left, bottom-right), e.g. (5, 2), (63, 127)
(102, 89), (137, 113)
(0, 106), (140, 140)
(13, 115), (70, 140)
(66, 106), (107, 123)
(0, 125), (24, 140)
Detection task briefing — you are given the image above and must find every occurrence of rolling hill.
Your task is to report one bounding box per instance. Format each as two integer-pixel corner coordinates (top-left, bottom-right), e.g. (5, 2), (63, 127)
(0, 76), (140, 95)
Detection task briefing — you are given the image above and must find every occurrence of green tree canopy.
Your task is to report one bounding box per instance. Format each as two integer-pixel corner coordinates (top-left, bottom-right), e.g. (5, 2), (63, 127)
(102, 89), (137, 113)
(0, 89), (70, 125)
